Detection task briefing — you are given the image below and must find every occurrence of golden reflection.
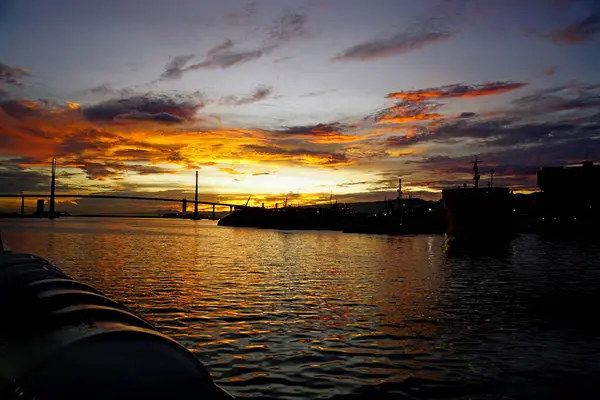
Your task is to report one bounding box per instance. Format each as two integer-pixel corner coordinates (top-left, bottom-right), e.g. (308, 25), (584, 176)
(4, 220), (454, 393)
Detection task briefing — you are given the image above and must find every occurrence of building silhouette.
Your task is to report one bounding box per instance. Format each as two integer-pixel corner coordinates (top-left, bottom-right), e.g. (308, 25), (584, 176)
(536, 161), (600, 233)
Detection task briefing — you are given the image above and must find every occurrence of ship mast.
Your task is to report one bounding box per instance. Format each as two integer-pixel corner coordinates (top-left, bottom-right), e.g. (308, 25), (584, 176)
(472, 156), (481, 189)
(397, 178), (404, 215)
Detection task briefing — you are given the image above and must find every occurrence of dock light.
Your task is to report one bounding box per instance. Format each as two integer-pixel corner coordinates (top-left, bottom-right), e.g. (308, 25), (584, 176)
(428, 208), (432, 211)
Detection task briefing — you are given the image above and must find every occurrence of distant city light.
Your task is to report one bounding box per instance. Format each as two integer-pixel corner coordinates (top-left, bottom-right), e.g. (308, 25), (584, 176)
(428, 208), (432, 211)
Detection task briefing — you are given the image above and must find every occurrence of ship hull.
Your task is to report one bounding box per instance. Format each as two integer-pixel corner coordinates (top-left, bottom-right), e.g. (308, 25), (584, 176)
(442, 187), (514, 243)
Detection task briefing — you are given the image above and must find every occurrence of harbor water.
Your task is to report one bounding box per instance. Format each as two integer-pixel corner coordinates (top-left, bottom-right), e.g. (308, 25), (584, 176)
(2, 218), (600, 399)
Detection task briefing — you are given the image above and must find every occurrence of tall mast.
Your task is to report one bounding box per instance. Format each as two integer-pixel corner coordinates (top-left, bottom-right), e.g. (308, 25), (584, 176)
(397, 178), (403, 214)
(194, 171), (198, 217)
(472, 156), (480, 189)
(50, 157), (56, 214)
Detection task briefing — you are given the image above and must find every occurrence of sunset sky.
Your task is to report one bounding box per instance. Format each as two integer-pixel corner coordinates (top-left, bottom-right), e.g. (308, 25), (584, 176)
(1, 0), (599, 213)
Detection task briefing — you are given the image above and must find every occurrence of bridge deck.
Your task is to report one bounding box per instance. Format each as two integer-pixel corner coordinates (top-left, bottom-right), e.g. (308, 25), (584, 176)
(0, 194), (240, 208)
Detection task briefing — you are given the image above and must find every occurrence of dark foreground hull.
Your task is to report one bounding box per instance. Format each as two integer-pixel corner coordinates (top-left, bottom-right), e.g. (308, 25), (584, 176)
(0, 251), (233, 400)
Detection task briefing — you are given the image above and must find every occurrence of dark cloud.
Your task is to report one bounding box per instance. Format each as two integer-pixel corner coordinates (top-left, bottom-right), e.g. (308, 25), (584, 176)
(0, 100), (42, 119)
(160, 54), (196, 79)
(267, 12), (307, 42)
(86, 84), (135, 97)
(547, 12), (600, 44)
(273, 56), (292, 64)
(206, 39), (234, 57)
(124, 164), (179, 175)
(459, 112), (476, 118)
(385, 134), (429, 147)
(273, 122), (346, 136)
(332, 0), (474, 61)
(379, 82), (600, 155)
(75, 159), (121, 180)
(0, 163), (49, 192)
(225, 2), (257, 25)
(252, 172), (270, 176)
(0, 61), (31, 86)
(403, 133), (600, 191)
(57, 130), (122, 158)
(386, 116), (600, 150)
(176, 48), (267, 71)
(88, 83), (115, 95)
(373, 100), (442, 125)
(371, 81), (526, 125)
(0, 98), (78, 121)
(219, 86), (272, 106)
(75, 159), (179, 180)
(386, 81), (528, 100)
(111, 149), (154, 161)
(512, 82), (600, 112)
(333, 31), (452, 62)
(114, 111), (185, 123)
(243, 144), (350, 166)
(545, 65), (558, 76)
(160, 11), (307, 78)
(299, 89), (337, 98)
(336, 181), (369, 188)
(266, 122), (367, 144)
(82, 93), (203, 122)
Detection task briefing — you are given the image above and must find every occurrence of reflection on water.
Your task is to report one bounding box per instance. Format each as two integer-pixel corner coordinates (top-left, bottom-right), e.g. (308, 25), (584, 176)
(2, 218), (600, 399)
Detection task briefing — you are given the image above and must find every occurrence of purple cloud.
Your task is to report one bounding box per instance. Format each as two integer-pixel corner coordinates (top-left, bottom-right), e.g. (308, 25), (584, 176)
(219, 86), (272, 106)
(333, 0), (474, 61)
(0, 61), (31, 86)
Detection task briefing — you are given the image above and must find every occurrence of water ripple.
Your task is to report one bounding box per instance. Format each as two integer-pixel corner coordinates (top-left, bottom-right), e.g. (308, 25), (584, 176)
(4, 219), (600, 399)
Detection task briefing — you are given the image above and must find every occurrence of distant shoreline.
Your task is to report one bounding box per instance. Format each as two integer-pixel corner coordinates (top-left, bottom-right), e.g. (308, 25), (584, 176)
(0, 214), (220, 220)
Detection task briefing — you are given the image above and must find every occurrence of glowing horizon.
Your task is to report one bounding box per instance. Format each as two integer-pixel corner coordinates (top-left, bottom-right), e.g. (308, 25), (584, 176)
(1, 0), (599, 214)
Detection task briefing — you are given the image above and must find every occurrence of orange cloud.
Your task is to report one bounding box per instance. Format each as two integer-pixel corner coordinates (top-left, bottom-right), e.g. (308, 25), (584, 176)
(0, 95), (358, 187)
(66, 101), (81, 110)
(219, 167), (246, 175)
(268, 123), (371, 144)
(387, 81), (527, 101)
(373, 100), (443, 125)
(375, 112), (442, 125)
(386, 91), (446, 101)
